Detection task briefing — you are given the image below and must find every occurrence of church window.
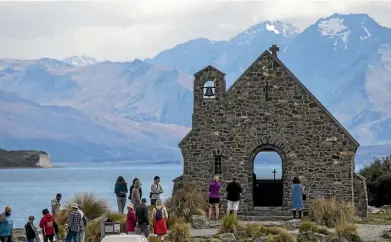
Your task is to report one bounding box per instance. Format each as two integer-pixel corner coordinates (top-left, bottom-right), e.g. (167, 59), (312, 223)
(214, 154), (222, 174)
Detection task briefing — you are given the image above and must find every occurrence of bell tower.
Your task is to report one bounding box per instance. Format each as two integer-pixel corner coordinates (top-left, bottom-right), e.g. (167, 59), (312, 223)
(192, 65), (226, 129)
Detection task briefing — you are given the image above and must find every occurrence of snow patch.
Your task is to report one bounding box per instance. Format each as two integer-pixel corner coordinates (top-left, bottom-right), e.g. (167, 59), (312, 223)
(266, 24), (280, 34)
(318, 17), (350, 46)
(360, 26), (372, 40)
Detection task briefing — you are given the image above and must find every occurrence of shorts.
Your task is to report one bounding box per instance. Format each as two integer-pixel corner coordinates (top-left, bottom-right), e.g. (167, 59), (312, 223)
(227, 200), (240, 211)
(209, 197), (220, 204)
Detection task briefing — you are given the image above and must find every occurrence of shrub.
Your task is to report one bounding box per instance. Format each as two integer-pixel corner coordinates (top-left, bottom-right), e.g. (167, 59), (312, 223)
(359, 155), (391, 207)
(168, 222), (191, 242)
(298, 221), (330, 235)
(85, 219), (101, 242)
(309, 198), (353, 227)
(148, 236), (161, 242)
(165, 183), (207, 228)
(336, 223), (362, 242)
(219, 215), (239, 234)
(245, 223), (267, 237)
(264, 227), (295, 242)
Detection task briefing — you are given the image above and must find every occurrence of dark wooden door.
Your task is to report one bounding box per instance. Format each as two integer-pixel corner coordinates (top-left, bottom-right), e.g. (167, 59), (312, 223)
(253, 179), (283, 206)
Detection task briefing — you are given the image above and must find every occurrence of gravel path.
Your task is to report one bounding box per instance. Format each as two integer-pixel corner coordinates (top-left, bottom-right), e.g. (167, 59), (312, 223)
(190, 222), (391, 242)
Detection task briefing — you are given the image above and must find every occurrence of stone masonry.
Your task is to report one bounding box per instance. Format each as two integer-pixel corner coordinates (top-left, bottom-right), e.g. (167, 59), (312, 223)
(174, 47), (368, 217)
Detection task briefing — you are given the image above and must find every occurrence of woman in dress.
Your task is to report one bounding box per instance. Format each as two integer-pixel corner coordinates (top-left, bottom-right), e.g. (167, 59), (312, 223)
(291, 176), (305, 219)
(152, 199), (168, 241)
(208, 175), (221, 220)
(130, 180), (142, 208)
(125, 203), (136, 234)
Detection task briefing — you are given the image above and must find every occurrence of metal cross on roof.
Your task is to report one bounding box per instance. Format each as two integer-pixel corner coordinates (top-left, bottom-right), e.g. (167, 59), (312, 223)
(269, 44), (279, 57)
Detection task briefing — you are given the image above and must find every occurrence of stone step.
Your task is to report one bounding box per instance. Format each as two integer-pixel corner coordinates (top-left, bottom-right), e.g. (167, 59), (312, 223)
(241, 211), (291, 216)
(238, 215), (293, 221)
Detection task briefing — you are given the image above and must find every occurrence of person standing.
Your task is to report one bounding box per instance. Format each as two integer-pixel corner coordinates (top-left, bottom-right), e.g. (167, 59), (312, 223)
(65, 203), (81, 242)
(135, 198), (149, 238)
(152, 200), (168, 241)
(25, 216), (38, 242)
(78, 205), (88, 242)
(114, 176), (128, 213)
(0, 206), (13, 242)
(51, 193), (62, 216)
(226, 177), (242, 219)
(131, 180), (142, 208)
(128, 178), (142, 201)
(208, 175), (221, 220)
(150, 176), (163, 206)
(291, 176), (305, 219)
(39, 209), (56, 242)
(125, 204), (136, 234)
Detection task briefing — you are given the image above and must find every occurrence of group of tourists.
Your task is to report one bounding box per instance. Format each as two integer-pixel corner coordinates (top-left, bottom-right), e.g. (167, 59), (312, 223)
(208, 175), (305, 220)
(0, 193), (88, 242)
(114, 175), (168, 241)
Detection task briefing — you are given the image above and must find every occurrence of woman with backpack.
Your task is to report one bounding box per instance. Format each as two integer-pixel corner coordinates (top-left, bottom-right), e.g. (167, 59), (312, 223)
(152, 199), (168, 241)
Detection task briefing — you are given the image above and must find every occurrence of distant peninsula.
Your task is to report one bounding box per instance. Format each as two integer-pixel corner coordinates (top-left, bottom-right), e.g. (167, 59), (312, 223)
(0, 148), (53, 168)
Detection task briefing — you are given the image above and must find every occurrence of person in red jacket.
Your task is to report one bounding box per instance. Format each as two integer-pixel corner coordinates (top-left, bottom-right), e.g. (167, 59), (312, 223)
(39, 209), (56, 242)
(125, 203), (136, 233)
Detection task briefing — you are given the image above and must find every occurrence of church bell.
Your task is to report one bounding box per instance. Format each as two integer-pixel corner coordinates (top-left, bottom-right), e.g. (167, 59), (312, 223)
(204, 86), (215, 97)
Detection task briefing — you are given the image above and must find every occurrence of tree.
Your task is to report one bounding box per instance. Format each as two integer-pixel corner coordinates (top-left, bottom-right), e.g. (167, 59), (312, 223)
(359, 155), (391, 207)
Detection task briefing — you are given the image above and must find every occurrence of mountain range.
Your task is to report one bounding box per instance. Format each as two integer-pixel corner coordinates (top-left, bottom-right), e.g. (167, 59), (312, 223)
(0, 13), (390, 163)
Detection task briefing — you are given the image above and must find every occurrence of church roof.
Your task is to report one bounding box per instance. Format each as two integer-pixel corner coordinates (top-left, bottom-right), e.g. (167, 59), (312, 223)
(193, 65), (225, 76)
(179, 49), (360, 148)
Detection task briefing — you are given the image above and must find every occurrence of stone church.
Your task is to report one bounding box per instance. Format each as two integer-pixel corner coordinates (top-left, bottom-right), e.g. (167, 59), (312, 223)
(173, 45), (368, 217)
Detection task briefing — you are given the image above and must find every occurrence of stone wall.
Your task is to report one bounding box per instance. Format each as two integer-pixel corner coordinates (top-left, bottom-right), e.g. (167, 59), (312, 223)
(353, 173), (368, 217)
(179, 51), (363, 215)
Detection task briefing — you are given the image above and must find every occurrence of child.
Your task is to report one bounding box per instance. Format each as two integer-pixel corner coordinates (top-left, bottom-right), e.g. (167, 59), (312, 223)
(125, 203), (136, 233)
(25, 216), (37, 242)
(39, 209), (56, 242)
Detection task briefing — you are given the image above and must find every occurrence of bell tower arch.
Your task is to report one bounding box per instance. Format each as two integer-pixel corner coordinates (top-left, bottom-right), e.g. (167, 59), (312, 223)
(192, 65), (226, 129)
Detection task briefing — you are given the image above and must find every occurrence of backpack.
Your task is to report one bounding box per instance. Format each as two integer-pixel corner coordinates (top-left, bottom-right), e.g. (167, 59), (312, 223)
(155, 208), (164, 221)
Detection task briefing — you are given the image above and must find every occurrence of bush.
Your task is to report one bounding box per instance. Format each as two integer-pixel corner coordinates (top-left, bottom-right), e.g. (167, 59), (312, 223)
(219, 215), (239, 234)
(336, 223), (362, 242)
(359, 155), (391, 207)
(168, 222), (191, 242)
(309, 198), (353, 227)
(165, 183), (207, 227)
(264, 227), (295, 242)
(245, 223), (267, 237)
(298, 221), (330, 235)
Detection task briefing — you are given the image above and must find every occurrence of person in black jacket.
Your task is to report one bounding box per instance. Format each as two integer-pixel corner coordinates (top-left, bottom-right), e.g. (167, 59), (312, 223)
(135, 198), (149, 238)
(25, 216), (37, 242)
(226, 177), (242, 219)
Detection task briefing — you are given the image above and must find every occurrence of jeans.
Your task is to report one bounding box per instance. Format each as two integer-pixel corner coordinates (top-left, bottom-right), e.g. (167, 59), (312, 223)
(65, 231), (79, 242)
(79, 230), (85, 242)
(117, 197), (126, 213)
(136, 224), (149, 238)
(28, 239), (35, 242)
(0, 236), (12, 242)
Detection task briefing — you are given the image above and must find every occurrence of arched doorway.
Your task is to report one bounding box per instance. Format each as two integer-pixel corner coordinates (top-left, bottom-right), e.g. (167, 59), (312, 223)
(250, 144), (286, 207)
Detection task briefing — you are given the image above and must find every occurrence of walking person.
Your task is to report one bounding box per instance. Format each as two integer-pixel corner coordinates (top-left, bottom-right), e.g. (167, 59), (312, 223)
(128, 178), (142, 201)
(39, 209), (56, 242)
(152, 200), (168, 241)
(64, 203), (82, 242)
(226, 177), (242, 219)
(131, 180), (142, 208)
(51, 193), (62, 216)
(78, 205), (88, 242)
(125, 204), (136, 234)
(208, 175), (221, 220)
(150, 176), (163, 206)
(25, 216), (38, 242)
(291, 176), (305, 219)
(0, 206), (13, 242)
(114, 176), (128, 213)
(135, 198), (149, 238)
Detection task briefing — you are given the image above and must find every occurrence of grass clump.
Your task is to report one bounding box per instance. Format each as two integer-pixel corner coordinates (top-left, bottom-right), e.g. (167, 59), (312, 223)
(309, 198), (354, 227)
(336, 223), (362, 242)
(168, 222), (191, 242)
(298, 221), (330, 235)
(245, 223), (267, 237)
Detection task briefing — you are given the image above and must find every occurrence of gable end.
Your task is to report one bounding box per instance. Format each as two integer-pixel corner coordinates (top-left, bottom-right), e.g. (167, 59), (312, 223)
(194, 65), (226, 77)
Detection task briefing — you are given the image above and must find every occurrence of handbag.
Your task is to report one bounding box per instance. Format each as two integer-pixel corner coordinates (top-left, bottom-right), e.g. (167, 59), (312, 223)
(302, 194), (307, 201)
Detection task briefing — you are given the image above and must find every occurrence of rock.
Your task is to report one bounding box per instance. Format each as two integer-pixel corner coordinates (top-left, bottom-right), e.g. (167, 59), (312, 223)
(283, 219), (300, 230)
(297, 232), (328, 242)
(368, 206), (385, 214)
(254, 236), (269, 242)
(327, 237), (346, 242)
(17, 235), (27, 241)
(382, 228), (391, 239)
(190, 215), (210, 229)
(217, 233), (237, 242)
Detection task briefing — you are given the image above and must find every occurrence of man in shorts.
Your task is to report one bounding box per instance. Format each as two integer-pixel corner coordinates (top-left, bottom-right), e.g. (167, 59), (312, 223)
(226, 177), (242, 219)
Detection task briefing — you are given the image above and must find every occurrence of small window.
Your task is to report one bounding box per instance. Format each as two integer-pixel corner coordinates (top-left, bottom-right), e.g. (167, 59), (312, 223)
(214, 155), (222, 174)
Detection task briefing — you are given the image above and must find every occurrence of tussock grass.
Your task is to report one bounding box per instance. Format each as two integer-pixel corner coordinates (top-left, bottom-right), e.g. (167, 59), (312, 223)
(336, 223), (362, 242)
(168, 222), (191, 242)
(309, 198), (354, 227)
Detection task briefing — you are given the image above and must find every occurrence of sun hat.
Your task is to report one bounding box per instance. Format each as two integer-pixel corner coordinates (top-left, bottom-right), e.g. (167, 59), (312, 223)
(71, 203), (79, 209)
(127, 203), (134, 209)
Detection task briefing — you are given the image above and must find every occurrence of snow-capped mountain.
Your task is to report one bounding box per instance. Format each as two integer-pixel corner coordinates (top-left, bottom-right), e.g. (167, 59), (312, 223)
(0, 13), (390, 162)
(61, 55), (98, 67)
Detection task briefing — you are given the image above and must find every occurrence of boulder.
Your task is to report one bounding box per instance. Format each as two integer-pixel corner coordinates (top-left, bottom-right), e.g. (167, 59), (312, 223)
(382, 228), (391, 239)
(190, 215), (210, 229)
(297, 232), (328, 242)
(217, 233), (237, 242)
(368, 206), (385, 214)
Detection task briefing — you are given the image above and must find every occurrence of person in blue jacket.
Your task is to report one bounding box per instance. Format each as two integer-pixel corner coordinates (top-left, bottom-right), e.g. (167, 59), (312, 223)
(0, 206), (13, 242)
